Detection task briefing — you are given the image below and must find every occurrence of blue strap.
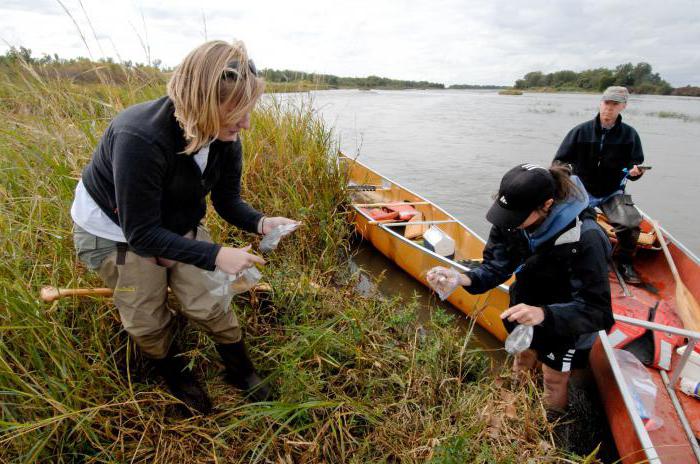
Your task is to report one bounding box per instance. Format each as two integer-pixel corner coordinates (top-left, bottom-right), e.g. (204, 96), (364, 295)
(620, 167), (629, 189)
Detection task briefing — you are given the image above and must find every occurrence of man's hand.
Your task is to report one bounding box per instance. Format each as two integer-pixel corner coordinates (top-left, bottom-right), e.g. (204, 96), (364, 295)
(215, 245), (265, 275)
(260, 216), (298, 235)
(500, 303), (545, 326)
(628, 165), (644, 178)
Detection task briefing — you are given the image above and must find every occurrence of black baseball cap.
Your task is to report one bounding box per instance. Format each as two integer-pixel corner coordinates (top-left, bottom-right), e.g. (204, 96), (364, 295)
(486, 164), (556, 229)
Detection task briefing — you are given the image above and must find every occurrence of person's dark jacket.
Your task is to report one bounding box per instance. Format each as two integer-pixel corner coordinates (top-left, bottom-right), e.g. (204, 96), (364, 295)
(82, 96), (263, 271)
(554, 114), (644, 198)
(466, 208), (614, 349)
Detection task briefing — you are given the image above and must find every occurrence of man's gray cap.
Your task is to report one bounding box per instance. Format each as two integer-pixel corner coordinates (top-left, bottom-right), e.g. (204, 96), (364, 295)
(602, 86), (629, 103)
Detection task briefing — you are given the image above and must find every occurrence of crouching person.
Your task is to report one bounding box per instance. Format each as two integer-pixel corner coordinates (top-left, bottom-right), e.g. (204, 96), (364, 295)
(71, 40), (296, 414)
(428, 163), (614, 413)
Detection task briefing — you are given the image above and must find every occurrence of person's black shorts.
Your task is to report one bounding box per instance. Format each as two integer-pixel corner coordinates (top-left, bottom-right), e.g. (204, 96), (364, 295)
(536, 347), (589, 372)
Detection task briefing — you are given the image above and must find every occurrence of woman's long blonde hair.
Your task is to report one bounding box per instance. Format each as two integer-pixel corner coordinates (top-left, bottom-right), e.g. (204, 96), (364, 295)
(167, 40), (265, 154)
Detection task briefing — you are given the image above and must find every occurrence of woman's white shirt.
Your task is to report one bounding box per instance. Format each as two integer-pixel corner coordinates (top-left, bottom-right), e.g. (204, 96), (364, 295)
(71, 142), (211, 241)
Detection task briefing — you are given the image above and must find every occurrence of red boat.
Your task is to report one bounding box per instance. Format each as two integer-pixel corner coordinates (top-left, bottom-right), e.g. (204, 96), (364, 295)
(590, 215), (700, 463)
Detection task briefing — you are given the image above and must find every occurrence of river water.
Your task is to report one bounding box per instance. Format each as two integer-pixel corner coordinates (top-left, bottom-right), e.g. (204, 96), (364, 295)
(283, 89), (700, 255)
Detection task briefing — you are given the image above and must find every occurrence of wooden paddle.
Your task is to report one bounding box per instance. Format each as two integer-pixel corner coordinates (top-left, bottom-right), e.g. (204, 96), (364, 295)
(651, 221), (700, 332)
(40, 286), (114, 302)
(40, 283), (273, 303)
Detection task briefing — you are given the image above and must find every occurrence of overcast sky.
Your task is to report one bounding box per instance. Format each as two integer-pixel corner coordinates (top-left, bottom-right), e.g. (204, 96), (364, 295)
(1, 0), (699, 86)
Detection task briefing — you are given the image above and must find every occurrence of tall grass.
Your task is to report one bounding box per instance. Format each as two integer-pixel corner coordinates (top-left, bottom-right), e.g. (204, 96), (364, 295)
(0, 60), (586, 462)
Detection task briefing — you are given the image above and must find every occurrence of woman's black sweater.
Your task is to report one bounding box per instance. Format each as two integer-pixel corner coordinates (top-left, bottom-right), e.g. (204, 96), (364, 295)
(82, 96), (263, 270)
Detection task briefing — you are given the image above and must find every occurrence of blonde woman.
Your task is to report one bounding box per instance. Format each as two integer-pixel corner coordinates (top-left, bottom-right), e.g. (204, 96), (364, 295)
(71, 40), (295, 414)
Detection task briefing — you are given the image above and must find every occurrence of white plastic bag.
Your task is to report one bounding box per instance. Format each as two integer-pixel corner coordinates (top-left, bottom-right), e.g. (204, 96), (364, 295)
(230, 266), (263, 295)
(211, 269), (235, 297)
(614, 349), (664, 431)
(259, 223), (301, 254)
(426, 266), (461, 301)
(504, 324), (534, 354)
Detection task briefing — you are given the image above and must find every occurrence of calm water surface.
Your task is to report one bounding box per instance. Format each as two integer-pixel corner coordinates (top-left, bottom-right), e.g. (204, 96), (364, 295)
(277, 89), (700, 255)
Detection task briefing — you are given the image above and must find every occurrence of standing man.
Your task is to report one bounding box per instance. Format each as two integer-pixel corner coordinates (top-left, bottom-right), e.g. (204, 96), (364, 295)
(554, 86), (645, 283)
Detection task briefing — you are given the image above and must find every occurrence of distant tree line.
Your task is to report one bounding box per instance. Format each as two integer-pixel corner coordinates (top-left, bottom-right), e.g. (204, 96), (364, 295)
(0, 48), (444, 90)
(260, 68), (444, 89)
(513, 62), (700, 96)
(0, 46), (164, 85)
(3, 48), (697, 96)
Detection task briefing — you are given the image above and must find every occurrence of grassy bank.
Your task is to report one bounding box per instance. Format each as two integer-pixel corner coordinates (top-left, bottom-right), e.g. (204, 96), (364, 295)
(0, 61), (591, 462)
(498, 89), (523, 96)
(645, 111), (700, 123)
(516, 87), (597, 94)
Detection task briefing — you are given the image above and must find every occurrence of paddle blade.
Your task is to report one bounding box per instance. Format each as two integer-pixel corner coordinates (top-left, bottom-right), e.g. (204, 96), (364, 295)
(405, 212), (427, 239)
(675, 282), (700, 332)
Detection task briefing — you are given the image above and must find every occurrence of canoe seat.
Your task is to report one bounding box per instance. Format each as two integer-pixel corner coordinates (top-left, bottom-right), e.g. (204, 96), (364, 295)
(360, 203), (420, 222)
(363, 208), (400, 221)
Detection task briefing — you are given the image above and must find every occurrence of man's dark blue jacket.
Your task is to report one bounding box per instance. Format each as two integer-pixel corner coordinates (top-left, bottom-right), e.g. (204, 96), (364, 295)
(554, 114), (644, 198)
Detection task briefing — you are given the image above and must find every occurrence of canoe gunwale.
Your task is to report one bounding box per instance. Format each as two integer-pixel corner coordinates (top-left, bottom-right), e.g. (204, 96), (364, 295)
(598, 329), (662, 463)
(598, 330), (661, 463)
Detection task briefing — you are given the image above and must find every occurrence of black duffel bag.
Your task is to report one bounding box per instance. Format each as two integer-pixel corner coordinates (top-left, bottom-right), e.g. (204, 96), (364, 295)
(600, 194), (642, 229)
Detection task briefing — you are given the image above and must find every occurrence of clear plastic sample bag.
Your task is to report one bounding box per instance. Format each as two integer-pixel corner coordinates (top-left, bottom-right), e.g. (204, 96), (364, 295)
(614, 348), (664, 431)
(426, 266), (461, 301)
(504, 324), (534, 354)
(230, 266), (263, 295)
(259, 223), (301, 254)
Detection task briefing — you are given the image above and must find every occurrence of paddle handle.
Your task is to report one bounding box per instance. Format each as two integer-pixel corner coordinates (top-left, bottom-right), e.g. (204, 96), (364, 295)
(40, 286), (114, 302)
(368, 219), (400, 225)
(40, 283), (273, 302)
(651, 221), (682, 284)
(353, 201), (429, 207)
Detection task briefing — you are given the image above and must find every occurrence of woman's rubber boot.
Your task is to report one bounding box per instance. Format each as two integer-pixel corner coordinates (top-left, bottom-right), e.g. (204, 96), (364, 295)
(151, 344), (213, 416)
(216, 341), (271, 402)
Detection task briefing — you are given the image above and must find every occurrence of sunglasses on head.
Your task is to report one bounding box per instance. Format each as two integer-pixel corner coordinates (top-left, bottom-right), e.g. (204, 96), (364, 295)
(222, 59), (258, 80)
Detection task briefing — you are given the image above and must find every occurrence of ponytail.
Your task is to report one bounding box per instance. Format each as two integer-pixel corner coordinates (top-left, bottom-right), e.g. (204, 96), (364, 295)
(549, 161), (584, 202)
